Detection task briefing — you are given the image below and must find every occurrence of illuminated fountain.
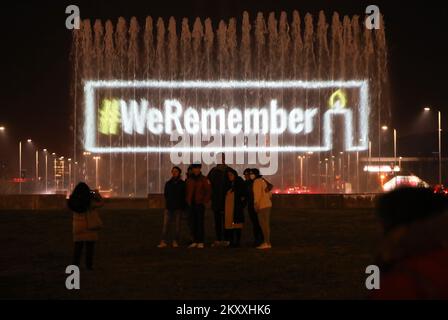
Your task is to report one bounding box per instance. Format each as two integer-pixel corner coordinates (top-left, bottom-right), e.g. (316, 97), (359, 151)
(71, 11), (389, 196)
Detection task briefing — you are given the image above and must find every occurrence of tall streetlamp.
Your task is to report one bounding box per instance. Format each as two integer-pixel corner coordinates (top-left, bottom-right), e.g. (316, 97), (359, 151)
(83, 152), (91, 183)
(424, 107), (442, 185)
(68, 158), (72, 192)
(35, 149), (39, 192)
(298, 156), (304, 187)
(93, 156), (101, 189)
(52, 153), (57, 189)
(59, 157), (65, 190)
(18, 139), (32, 194)
(381, 126), (398, 169)
(43, 149), (48, 193)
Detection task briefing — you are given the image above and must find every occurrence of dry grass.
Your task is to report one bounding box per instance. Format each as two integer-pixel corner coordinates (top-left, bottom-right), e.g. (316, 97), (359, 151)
(0, 208), (381, 300)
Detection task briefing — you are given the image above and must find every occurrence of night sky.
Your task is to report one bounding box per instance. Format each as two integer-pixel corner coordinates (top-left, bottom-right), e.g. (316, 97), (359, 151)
(1, 0), (447, 168)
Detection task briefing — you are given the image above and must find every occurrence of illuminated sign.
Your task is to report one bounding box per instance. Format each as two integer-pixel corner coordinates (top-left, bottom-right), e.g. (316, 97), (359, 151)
(83, 80), (369, 154)
(363, 165), (400, 173)
(109, 99), (318, 136)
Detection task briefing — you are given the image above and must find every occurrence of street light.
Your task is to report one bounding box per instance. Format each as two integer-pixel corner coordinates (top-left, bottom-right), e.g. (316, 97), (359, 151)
(0, 126), (5, 131)
(381, 126), (398, 167)
(424, 107), (442, 185)
(83, 152), (91, 183)
(35, 149), (39, 192)
(297, 156), (304, 187)
(93, 156), (101, 189)
(43, 149), (48, 193)
(68, 158), (72, 192)
(18, 139), (32, 194)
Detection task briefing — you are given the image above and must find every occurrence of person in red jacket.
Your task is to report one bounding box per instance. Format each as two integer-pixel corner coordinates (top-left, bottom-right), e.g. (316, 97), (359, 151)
(370, 187), (448, 299)
(185, 163), (211, 249)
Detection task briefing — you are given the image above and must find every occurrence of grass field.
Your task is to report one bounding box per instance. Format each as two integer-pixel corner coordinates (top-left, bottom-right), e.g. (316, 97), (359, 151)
(0, 208), (381, 300)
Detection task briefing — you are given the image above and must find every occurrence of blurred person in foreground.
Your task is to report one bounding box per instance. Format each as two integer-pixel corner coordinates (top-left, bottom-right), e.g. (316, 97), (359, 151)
(371, 187), (448, 299)
(67, 182), (104, 271)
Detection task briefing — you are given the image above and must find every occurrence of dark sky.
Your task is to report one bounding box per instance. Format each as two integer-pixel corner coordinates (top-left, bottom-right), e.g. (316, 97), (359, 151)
(1, 0), (447, 160)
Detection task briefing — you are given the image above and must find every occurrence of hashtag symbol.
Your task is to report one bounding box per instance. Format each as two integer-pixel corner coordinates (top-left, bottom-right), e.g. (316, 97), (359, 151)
(98, 99), (121, 135)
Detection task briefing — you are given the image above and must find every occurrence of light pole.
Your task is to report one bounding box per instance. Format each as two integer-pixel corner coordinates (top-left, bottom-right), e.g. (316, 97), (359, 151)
(43, 149), (48, 193)
(83, 152), (91, 183)
(298, 156), (304, 187)
(356, 151), (360, 193)
(393, 129), (397, 166)
(35, 150), (39, 192)
(59, 157), (65, 190)
(52, 153), (57, 189)
(68, 158), (72, 192)
(19, 139), (32, 194)
(424, 108), (442, 185)
(19, 141), (21, 194)
(339, 152), (344, 179)
(381, 126), (398, 172)
(93, 156), (101, 189)
(331, 156), (335, 192)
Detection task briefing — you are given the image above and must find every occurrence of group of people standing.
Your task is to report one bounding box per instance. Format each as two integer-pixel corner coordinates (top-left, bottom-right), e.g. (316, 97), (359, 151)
(66, 154), (273, 270)
(158, 154), (273, 250)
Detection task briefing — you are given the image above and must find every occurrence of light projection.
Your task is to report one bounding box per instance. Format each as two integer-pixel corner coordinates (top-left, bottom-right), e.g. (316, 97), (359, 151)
(83, 80), (369, 154)
(72, 12), (389, 194)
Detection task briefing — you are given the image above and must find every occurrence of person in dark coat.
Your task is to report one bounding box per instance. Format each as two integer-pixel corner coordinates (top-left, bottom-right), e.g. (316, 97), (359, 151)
(244, 168), (264, 247)
(185, 163), (212, 249)
(370, 187), (448, 299)
(224, 168), (248, 248)
(158, 166), (186, 248)
(207, 153), (231, 247)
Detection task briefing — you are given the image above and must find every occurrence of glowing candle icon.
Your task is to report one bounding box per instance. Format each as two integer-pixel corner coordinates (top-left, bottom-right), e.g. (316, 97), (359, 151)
(329, 89), (347, 109)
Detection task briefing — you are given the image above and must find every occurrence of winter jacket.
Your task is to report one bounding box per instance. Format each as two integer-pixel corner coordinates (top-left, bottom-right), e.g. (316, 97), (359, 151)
(207, 164), (230, 211)
(370, 213), (448, 299)
(72, 199), (103, 242)
(253, 177), (272, 211)
(185, 174), (212, 206)
(164, 177), (186, 211)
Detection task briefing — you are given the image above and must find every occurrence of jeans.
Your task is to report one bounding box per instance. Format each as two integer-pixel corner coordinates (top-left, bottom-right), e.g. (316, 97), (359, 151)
(191, 204), (205, 243)
(227, 228), (242, 247)
(257, 207), (271, 245)
(73, 241), (95, 269)
(161, 210), (182, 242)
(248, 206), (264, 245)
(213, 209), (226, 241)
